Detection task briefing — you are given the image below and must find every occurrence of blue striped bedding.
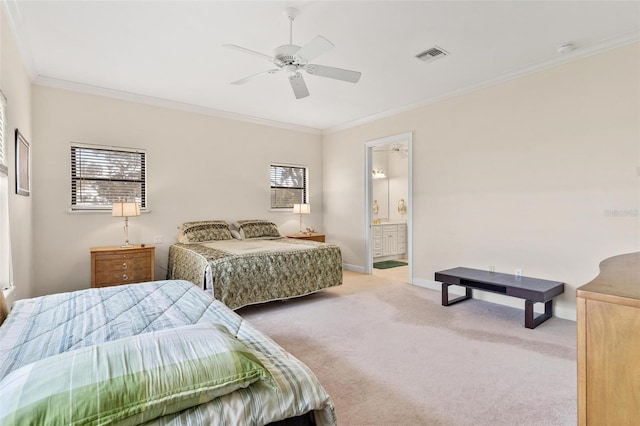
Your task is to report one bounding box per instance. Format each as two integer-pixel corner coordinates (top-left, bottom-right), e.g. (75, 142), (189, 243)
(0, 280), (336, 425)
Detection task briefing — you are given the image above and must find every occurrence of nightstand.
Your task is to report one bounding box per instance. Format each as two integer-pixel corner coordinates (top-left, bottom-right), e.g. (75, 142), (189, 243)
(90, 245), (155, 288)
(286, 233), (326, 243)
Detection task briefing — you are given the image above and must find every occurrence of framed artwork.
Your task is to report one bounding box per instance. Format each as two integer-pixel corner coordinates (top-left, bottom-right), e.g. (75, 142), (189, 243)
(15, 129), (30, 196)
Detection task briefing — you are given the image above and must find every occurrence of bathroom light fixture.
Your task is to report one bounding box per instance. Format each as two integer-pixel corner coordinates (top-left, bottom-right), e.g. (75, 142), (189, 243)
(112, 201), (140, 247)
(372, 169), (386, 179)
(293, 203), (311, 233)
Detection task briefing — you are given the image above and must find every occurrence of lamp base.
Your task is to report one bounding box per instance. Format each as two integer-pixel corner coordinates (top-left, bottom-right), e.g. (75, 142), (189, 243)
(120, 242), (134, 248)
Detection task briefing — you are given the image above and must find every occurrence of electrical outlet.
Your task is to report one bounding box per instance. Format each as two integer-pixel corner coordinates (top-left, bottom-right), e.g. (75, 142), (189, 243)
(153, 235), (164, 244)
(515, 269), (522, 278)
(489, 266), (495, 273)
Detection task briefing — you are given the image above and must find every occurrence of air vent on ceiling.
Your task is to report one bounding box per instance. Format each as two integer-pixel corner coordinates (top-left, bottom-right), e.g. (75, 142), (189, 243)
(415, 46), (449, 63)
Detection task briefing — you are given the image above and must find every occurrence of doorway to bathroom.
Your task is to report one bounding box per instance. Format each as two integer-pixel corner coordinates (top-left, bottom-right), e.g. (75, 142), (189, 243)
(364, 132), (412, 283)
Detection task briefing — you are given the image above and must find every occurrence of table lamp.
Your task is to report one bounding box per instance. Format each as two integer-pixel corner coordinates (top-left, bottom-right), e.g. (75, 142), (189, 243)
(293, 203), (311, 234)
(112, 201), (140, 248)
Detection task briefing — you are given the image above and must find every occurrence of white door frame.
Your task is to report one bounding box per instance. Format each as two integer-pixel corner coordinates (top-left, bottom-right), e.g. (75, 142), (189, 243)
(364, 131), (413, 282)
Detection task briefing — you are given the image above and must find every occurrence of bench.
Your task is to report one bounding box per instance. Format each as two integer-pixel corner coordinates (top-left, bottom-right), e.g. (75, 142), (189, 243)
(434, 267), (564, 329)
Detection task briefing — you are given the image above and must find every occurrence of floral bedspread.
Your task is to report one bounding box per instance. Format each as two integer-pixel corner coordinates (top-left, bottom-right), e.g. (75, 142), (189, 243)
(167, 238), (343, 309)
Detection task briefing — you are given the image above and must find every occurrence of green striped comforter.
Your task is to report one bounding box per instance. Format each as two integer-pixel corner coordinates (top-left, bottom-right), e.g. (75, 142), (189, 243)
(0, 280), (337, 425)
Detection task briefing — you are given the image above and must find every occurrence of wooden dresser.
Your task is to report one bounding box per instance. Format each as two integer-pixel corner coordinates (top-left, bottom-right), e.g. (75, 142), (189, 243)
(91, 245), (155, 288)
(576, 252), (640, 425)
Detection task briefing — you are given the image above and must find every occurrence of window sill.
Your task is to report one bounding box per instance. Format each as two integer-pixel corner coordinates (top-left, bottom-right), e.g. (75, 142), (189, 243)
(67, 209), (152, 214)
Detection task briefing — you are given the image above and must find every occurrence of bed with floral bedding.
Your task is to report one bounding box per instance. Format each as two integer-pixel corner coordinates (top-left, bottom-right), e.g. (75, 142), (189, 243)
(167, 220), (343, 310)
(0, 280), (336, 425)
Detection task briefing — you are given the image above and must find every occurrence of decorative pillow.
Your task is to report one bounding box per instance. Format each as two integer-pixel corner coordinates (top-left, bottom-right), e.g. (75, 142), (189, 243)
(178, 220), (232, 242)
(234, 220), (281, 239)
(0, 323), (272, 425)
(230, 229), (242, 240)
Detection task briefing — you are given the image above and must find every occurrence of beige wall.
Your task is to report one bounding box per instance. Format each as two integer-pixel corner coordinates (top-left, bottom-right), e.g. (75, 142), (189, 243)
(323, 43), (640, 320)
(32, 86), (323, 296)
(10, 22), (640, 322)
(1, 7), (34, 301)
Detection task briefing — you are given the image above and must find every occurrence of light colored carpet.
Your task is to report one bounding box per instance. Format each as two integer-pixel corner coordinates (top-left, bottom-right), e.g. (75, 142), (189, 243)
(239, 271), (576, 426)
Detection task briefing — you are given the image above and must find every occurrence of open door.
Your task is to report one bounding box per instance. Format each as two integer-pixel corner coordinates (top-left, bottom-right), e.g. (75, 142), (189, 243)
(364, 132), (413, 283)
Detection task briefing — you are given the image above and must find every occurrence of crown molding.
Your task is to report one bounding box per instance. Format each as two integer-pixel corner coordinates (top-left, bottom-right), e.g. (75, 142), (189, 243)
(323, 31), (640, 135)
(33, 76), (322, 135)
(2, 0), (38, 80)
(5, 0), (637, 136)
(3, 1), (321, 134)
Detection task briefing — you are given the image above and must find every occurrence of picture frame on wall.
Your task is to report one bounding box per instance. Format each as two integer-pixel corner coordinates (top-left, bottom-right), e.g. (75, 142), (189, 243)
(15, 129), (30, 196)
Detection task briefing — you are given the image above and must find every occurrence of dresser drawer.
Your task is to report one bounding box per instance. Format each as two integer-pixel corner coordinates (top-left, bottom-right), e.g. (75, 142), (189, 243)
(91, 246), (155, 288)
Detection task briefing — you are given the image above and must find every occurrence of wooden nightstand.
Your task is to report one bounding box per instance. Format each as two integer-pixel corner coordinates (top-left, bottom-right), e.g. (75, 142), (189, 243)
(90, 245), (155, 288)
(286, 233), (325, 243)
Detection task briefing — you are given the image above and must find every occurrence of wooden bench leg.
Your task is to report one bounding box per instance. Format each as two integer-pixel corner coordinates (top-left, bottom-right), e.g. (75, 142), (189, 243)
(442, 283), (472, 306)
(525, 300), (553, 329)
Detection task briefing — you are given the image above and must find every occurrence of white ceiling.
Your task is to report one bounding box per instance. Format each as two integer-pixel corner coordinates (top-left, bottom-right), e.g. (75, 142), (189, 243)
(5, 1), (640, 132)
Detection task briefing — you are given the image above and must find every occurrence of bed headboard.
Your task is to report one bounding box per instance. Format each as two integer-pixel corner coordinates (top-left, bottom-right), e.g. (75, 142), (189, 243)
(0, 288), (8, 326)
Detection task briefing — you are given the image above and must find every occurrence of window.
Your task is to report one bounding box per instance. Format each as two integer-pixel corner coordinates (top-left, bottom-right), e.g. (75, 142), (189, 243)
(270, 164), (308, 209)
(70, 144), (146, 210)
(0, 90), (13, 291)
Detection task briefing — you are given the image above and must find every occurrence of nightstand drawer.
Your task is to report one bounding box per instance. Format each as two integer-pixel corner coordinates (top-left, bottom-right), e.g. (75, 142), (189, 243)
(95, 256), (151, 273)
(95, 253), (151, 271)
(94, 268), (153, 287)
(91, 245), (155, 288)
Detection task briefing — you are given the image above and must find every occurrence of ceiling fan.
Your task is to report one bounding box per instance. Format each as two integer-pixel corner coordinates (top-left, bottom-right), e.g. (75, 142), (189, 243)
(223, 7), (361, 99)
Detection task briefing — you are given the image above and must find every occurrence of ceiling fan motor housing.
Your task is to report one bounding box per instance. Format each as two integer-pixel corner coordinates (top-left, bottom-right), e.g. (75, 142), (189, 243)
(274, 44), (304, 66)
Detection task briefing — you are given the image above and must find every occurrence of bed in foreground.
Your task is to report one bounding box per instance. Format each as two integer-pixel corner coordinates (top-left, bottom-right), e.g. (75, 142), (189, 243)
(0, 280), (336, 425)
(167, 221), (343, 310)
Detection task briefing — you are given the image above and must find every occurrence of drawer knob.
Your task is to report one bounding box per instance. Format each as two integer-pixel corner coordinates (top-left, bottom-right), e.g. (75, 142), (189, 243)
(122, 263), (128, 269)
(122, 274), (129, 281)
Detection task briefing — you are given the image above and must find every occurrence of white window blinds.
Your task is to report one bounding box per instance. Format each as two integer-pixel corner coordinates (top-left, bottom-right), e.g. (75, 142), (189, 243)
(270, 164), (308, 209)
(70, 144), (146, 210)
(0, 90), (13, 290)
(0, 91), (6, 174)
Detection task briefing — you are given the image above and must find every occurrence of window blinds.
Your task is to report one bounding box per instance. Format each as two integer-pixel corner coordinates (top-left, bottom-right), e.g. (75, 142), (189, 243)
(0, 91), (12, 290)
(71, 144), (146, 210)
(270, 164), (307, 209)
(0, 92), (6, 175)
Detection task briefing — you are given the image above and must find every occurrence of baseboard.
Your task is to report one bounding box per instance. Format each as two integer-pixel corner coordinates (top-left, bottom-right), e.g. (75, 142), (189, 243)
(343, 263), (365, 273)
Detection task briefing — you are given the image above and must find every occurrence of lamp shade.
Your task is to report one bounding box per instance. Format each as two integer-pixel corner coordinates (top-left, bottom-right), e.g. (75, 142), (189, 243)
(293, 203), (311, 214)
(112, 202), (140, 217)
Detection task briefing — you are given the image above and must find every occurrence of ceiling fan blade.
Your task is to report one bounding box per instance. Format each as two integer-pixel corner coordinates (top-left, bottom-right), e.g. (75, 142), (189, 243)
(294, 36), (334, 63)
(304, 64), (361, 83)
(289, 73), (309, 99)
(223, 44), (283, 66)
(231, 69), (280, 85)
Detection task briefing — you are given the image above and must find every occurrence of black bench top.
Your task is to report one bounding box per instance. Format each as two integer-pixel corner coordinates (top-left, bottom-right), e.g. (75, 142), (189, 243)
(435, 267), (564, 302)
